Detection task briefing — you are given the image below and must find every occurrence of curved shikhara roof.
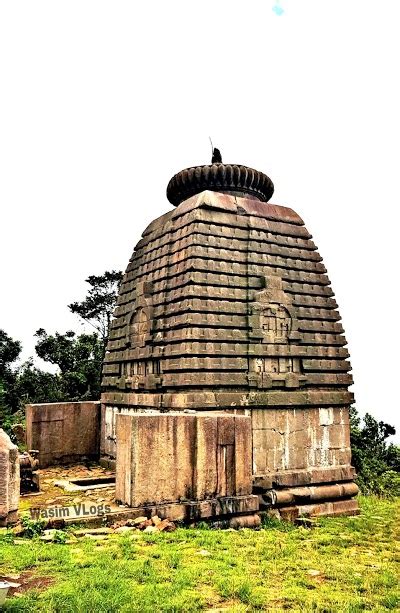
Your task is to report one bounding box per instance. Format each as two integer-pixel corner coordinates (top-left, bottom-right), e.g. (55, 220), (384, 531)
(102, 191), (353, 411)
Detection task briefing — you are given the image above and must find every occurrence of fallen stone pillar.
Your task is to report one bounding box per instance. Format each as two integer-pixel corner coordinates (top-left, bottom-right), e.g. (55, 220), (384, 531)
(0, 428), (20, 526)
(261, 482), (359, 506)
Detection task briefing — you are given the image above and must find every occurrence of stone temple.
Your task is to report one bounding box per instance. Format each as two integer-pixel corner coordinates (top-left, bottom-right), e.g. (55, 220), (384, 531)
(99, 154), (359, 519)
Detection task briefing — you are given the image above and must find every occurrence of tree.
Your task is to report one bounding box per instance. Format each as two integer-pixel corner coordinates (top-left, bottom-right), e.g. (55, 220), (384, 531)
(16, 359), (63, 405)
(0, 329), (26, 435)
(0, 329), (21, 372)
(68, 270), (123, 345)
(1, 271), (122, 433)
(0, 329), (22, 415)
(350, 406), (400, 496)
(34, 329), (103, 400)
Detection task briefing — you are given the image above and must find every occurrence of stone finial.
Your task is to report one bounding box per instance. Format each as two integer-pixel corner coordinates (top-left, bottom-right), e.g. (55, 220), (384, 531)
(211, 147), (222, 164)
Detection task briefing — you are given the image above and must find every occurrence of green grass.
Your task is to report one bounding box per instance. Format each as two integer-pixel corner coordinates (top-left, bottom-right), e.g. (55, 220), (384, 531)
(1, 496), (399, 612)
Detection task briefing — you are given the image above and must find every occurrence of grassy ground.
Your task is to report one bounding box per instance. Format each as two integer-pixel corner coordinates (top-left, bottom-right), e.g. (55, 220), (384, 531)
(0, 496), (399, 612)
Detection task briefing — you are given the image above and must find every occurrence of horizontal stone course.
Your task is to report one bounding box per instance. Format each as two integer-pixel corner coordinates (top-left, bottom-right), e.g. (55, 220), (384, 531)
(108, 314), (344, 342)
(101, 372), (353, 392)
(101, 390), (353, 409)
(126, 236), (323, 277)
(103, 344), (349, 365)
(134, 219), (317, 257)
(136, 207), (313, 250)
(122, 247), (327, 286)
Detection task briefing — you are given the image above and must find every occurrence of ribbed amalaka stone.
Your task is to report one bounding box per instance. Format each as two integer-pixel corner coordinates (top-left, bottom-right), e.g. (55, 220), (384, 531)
(102, 160), (358, 517)
(0, 428), (20, 526)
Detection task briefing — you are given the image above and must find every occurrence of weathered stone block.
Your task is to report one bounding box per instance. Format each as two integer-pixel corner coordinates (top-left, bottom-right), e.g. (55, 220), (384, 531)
(252, 407), (352, 475)
(26, 402), (100, 467)
(115, 413), (252, 507)
(0, 428), (20, 526)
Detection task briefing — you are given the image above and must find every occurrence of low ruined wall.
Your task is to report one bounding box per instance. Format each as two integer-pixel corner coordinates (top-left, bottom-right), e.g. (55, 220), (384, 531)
(0, 428), (20, 526)
(26, 402), (100, 467)
(115, 413), (252, 507)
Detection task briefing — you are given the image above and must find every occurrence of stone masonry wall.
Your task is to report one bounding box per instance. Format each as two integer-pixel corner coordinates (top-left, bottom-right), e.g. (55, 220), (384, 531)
(252, 406), (351, 476)
(26, 402), (101, 467)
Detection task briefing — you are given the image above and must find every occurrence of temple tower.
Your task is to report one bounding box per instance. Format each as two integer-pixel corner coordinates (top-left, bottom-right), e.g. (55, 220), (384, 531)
(101, 156), (358, 517)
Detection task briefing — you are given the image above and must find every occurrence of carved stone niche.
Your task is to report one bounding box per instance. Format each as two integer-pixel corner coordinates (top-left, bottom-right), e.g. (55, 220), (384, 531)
(127, 306), (152, 348)
(119, 281), (162, 390)
(125, 281), (155, 349)
(248, 275), (306, 390)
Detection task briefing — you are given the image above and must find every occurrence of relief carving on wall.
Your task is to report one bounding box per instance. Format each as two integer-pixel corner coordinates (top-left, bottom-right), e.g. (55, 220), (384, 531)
(125, 281), (155, 349)
(259, 304), (292, 344)
(119, 280), (161, 390)
(248, 275), (306, 390)
(129, 307), (151, 348)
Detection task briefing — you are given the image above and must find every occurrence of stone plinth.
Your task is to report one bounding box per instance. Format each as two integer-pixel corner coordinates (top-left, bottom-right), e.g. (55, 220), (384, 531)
(0, 428), (20, 526)
(115, 413), (254, 510)
(26, 402), (100, 467)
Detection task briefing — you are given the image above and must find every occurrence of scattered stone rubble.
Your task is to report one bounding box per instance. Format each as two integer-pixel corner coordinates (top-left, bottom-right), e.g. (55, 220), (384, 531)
(110, 515), (176, 533)
(11, 516), (176, 544)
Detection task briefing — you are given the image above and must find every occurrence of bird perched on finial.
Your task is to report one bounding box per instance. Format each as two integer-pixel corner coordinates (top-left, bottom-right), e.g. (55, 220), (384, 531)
(212, 147), (222, 164)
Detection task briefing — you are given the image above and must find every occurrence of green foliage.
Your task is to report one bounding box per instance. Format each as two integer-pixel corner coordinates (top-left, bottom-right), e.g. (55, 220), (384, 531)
(0, 530), (15, 544)
(0, 329), (21, 371)
(376, 470), (400, 497)
(52, 530), (68, 544)
(68, 270), (123, 344)
(34, 329), (103, 400)
(350, 407), (400, 496)
(0, 329), (22, 415)
(15, 360), (64, 405)
(21, 516), (47, 538)
(0, 330), (25, 436)
(0, 329), (103, 435)
(195, 521), (211, 530)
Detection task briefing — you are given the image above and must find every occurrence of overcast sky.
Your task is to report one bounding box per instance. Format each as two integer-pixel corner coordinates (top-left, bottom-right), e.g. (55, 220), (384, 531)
(1, 1), (399, 438)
